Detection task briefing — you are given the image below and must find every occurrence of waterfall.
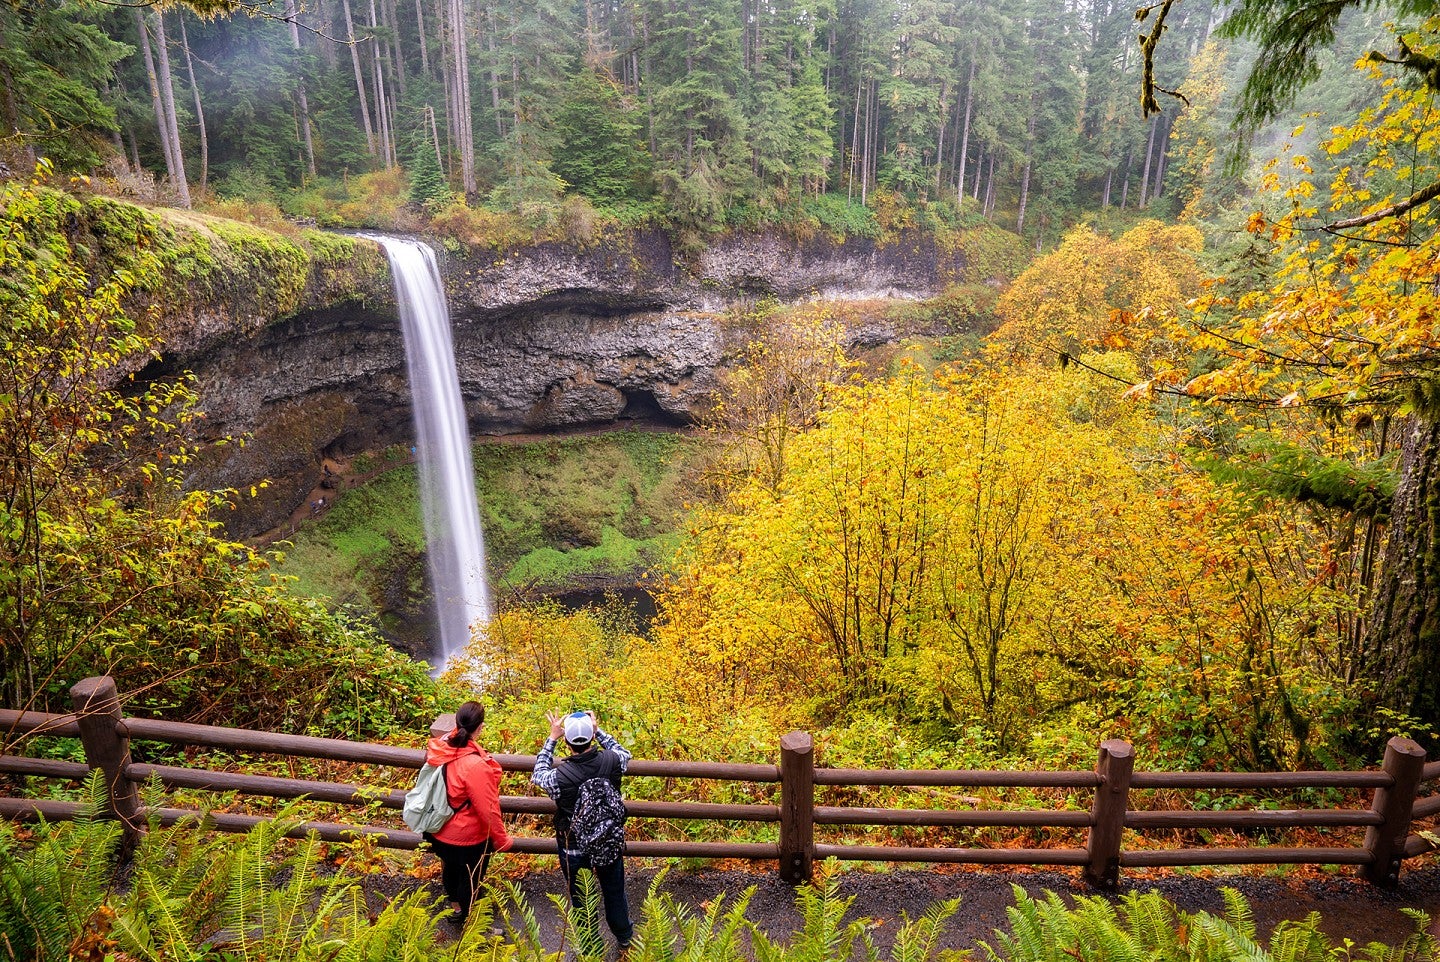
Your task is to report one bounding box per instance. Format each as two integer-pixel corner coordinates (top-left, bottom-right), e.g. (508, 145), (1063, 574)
(365, 235), (491, 670)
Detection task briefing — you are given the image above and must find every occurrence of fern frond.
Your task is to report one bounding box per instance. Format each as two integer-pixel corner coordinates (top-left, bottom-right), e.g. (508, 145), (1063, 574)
(888, 898), (961, 962)
(1266, 914), (1331, 962)
(857, 927), (882, 962)
(980, 886), (1045, 962)
(1382, 907), (1440, 962)
(335, 885), (449, 961)
(492, 877), (550, 962)
(1189, 912), (1271, 962)
(749, 925), (788, 962)
(0, 821), (73, 962)
(1116, 890), (1174, 950)
(1219, 886), (1259, 940)
(692, 886), (755, 962)
(2, 788), (122, 962)
(560, 868), (607, 962)
(125, 868), (207, 962)
(634, 887), (680, 962)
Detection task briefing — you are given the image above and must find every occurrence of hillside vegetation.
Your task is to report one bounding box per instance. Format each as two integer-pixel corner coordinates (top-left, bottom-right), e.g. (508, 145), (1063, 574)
(446, 222), (1388, 779)
(275, 431), (704, 649)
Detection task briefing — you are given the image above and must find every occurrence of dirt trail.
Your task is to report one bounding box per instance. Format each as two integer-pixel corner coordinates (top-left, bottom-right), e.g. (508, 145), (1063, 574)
(370, 863), (1440, 950)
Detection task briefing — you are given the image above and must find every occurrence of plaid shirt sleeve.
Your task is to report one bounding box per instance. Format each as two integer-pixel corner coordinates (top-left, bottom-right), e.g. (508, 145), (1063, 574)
(531, 737), (562, 798)
(596, 729), (631, 774)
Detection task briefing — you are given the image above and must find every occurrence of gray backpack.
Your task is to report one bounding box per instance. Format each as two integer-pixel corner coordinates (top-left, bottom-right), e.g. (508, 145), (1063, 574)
(403, 762), (468, 833)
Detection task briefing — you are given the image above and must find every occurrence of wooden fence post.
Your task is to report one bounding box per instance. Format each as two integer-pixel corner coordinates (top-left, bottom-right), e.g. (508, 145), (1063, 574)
(1084, 739), (1133, 889)
(70, 676), (144, 850)
(779, 731), (814, 884)
(431, 713), (455, 740)
(1362, 736), (1426, 886)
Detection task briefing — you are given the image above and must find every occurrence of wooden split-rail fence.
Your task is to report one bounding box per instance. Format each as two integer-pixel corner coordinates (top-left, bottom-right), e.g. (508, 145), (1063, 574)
(1, 677), (1437, 889)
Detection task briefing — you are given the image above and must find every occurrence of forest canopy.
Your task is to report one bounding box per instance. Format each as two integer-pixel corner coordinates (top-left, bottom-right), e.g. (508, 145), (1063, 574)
(1, 0), (1237, 243)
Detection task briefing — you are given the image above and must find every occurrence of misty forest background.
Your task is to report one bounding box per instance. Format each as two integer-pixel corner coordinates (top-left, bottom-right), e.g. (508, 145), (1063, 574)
(7, 0), (1378, 238)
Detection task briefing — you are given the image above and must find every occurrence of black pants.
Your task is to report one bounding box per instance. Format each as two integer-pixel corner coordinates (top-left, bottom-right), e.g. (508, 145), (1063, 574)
(558, 842), (633, 954)
(424, 835), (493, 920)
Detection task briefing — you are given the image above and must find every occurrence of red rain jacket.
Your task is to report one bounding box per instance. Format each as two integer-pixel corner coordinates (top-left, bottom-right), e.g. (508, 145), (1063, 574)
(424, 732), (513, 850)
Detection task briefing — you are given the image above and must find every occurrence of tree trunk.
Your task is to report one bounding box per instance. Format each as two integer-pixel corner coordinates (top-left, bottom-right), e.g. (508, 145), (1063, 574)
(583, 0), (601, 66)
(1, 60), (40, 171)
(956, 54), (975, 204)
(383, 0), (407, 98)
(283, 0), (317, 177)
(427, 103), (444, 173)
(861, 78), (874, 205)
(983, 150), (996, 217)
(368, 0), (395, 167)
(1015, 97), (1036, 234)
(342, 0), (378, 157)
(848, 75), (862, 202)
(414, 0), (431, 76)
(315, 0), (340, 69)
(134, 10), (180, 200)
(151, 9), (191, 207)
(451, 0), (476, 196)
(1366, 414), (1440, 746)
(436, 0), (455, 155)
(1139, 112), (1158, 206)
(177, 14), (209, 191)
(125, 122), (141, 172)
(1120, 145), (1132, 207)
(0, 63), (22, 148)
(485, 4), (503, 139)
(933, 77), (950, 191)
(638, 4), (655, 153)
(509, 19), (519, 133)
(1153, 111), (1172, 198)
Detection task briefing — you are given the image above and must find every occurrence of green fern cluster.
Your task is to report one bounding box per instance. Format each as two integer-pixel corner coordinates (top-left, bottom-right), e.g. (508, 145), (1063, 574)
(0, 775), (465, 961)
(485, 861), (965, 962)
(2, 793), (1436, 962)
(0, 776), (118, 961)
(982, 885), (1437, 962)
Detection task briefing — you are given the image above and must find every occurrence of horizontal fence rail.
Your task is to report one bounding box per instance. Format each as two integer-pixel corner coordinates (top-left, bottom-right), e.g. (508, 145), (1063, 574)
(1, 677), (1436, 889)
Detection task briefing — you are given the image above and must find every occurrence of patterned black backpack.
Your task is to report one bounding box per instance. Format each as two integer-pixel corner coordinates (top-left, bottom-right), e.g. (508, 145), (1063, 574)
(569, 776), (627, 866)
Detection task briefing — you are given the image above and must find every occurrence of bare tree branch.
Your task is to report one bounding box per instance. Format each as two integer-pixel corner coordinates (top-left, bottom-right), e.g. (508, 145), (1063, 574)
(1327, 178), (1440, 230)
(92, 0), (362, 44)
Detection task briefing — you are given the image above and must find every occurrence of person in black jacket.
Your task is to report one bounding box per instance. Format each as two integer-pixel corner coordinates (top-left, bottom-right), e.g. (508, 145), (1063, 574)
(532, 710), (633, 956)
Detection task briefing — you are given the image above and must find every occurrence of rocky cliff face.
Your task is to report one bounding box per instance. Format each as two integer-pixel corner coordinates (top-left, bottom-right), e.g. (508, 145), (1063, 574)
(169, 226), (966, 536)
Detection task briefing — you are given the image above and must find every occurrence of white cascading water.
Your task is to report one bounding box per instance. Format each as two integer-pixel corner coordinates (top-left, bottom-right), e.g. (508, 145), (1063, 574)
(365, 235), (491, 670)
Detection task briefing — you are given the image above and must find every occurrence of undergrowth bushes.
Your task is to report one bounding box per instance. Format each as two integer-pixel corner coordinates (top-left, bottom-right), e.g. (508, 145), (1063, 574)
(1, 789), (1433, 962)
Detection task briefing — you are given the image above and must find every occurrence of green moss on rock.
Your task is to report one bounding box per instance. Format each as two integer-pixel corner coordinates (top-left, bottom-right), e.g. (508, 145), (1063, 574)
(1, 185), (388, 356)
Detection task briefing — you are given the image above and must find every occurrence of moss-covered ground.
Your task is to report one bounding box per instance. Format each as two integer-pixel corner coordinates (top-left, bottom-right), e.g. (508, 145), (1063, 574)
(273, 429), (705, 614)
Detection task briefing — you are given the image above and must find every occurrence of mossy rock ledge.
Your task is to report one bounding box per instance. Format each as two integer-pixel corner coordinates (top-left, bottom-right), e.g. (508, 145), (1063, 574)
(22, 192), (980, 537)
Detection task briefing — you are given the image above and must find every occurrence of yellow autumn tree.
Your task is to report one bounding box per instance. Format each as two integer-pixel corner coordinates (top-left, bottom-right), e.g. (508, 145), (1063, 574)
(627, 351), (1362, 765)
(703, 303), (859, 494)
(991, 220), (1203, 366)
(1165, 39), (1440, 739)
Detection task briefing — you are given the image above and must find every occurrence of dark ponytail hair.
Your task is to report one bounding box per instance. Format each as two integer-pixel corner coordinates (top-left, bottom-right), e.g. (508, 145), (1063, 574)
(448, 700), (485, 747)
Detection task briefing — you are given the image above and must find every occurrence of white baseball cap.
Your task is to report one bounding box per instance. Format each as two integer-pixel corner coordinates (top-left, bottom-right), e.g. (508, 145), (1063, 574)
(563, 712), (595, 746)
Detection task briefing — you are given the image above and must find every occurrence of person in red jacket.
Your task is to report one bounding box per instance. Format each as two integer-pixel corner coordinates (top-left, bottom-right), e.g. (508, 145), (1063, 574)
(423, 700), (512, 925)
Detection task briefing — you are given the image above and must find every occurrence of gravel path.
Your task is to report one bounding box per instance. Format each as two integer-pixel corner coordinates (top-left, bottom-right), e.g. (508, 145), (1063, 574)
(370, 861), (1440, 952)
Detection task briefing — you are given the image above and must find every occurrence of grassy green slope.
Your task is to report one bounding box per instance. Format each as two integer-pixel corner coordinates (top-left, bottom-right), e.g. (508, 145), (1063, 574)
(275, 430), (704, 612)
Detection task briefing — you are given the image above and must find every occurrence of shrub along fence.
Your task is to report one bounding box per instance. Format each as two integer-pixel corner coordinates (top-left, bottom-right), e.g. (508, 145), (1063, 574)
(1, 677), (1437, 889)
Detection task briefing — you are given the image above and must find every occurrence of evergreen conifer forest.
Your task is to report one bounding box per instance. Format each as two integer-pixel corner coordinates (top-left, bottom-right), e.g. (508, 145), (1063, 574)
(1, 0), (1351, 236)
(2, 3), (1440, 937)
